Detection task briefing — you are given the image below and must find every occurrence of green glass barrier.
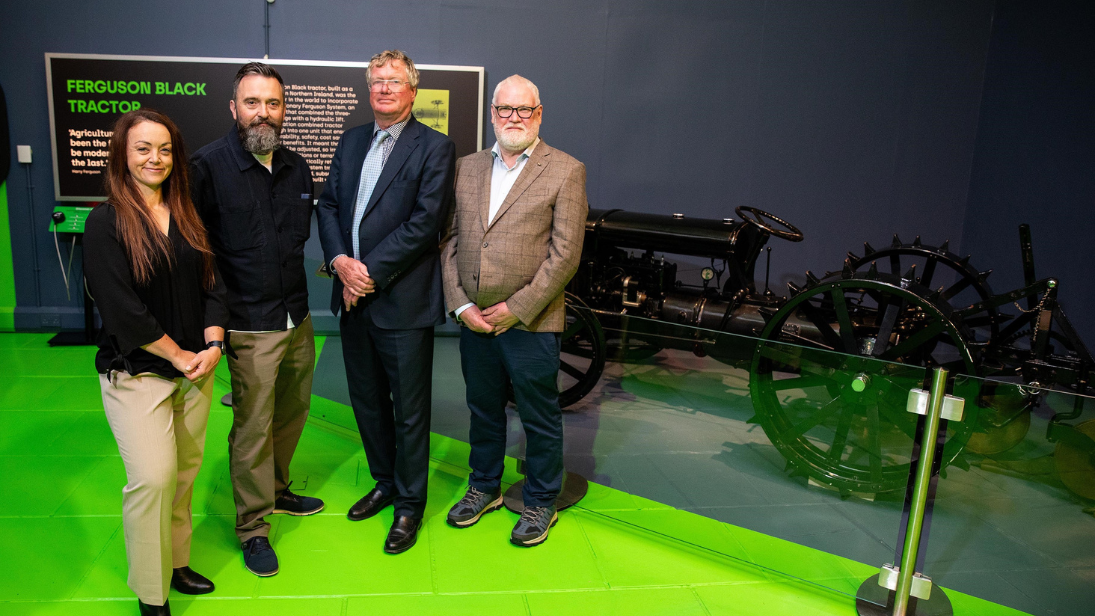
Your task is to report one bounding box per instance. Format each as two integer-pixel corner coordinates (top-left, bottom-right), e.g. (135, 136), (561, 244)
(558, 306), (931, 609)
(918, 374), (1095, 616)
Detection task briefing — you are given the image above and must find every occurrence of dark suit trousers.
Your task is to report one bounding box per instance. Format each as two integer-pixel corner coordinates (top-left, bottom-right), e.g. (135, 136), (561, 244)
(460, 327), (563, 507)
(340, 306), (433, 517)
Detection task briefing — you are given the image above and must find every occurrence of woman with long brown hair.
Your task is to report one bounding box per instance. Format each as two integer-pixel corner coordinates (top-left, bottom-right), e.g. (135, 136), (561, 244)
(84, 108), (228, 616)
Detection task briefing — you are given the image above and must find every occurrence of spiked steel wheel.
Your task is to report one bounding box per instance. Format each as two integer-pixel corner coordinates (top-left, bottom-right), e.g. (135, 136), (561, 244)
(749, 270), (981, 495)
(846, 235), (999, 346)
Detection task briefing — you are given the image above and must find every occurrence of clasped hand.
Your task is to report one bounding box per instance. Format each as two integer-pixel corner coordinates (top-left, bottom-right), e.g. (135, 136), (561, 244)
(334, 255), (376, 310)
(464, 302), (520, 335)
(173, 348), (221, 382)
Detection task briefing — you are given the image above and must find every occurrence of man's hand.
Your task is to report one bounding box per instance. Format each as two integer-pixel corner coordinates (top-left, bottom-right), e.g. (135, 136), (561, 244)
(343, 284), (360, 312)
(481, 302), (520, 335)
(333, 255), (376, 296)
(460, 305), (494, 334)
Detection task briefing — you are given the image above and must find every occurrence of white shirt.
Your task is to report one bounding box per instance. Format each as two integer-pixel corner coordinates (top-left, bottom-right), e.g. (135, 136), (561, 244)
(488, 138), (538, 224)
(455, 138), (540, 320)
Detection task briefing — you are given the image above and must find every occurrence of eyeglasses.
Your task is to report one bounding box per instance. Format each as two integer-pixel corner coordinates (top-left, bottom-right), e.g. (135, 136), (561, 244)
(369, 79), (410, 92)
(493, 105), (540, 119)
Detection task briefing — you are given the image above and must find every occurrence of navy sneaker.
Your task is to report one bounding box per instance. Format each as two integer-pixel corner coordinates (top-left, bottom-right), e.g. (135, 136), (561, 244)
(510, 504), (558, 547)
(241, 536), (278, 576)
(446, 486), (503, 528)
(273, 482), (325, 516)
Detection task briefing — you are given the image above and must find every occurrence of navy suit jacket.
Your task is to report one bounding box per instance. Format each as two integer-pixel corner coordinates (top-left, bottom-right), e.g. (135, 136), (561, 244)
(316, 115), (455, 329)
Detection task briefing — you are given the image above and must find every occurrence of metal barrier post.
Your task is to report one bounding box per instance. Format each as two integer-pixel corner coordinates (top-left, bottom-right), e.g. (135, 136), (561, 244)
(857, 366), (963, 616)
(891, 367), (947, 615)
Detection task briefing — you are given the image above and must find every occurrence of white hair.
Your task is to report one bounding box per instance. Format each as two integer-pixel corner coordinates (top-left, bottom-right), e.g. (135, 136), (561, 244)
(492, 74), (540, 106)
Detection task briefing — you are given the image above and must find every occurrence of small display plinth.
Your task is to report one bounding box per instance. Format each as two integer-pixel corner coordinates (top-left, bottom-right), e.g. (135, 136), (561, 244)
(503, 471), (588, 514)
(856, 574), (952, 616)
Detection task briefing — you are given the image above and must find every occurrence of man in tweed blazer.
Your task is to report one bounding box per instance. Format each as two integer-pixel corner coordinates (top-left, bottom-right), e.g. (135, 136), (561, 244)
(440, 75), (587, 547)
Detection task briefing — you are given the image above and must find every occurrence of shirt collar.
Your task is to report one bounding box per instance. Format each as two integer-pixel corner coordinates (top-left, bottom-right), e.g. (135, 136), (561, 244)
(374, 116), (410, 141)
(491, 137), (540, 167)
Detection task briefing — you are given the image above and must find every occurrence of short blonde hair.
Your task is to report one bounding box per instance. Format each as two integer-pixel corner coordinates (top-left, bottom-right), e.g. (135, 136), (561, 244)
(366, 50), (420, 88)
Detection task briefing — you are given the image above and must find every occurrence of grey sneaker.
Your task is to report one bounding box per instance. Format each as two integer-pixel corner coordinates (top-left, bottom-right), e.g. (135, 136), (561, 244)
(510, 504), (558, 546)
(447, 486), (503, 528)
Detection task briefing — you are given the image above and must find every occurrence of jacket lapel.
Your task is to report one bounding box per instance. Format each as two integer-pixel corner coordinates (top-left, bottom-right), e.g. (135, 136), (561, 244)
(487, 141), (551, 231)
(477, 152), (493, 231)
(362, 117), (422, 218)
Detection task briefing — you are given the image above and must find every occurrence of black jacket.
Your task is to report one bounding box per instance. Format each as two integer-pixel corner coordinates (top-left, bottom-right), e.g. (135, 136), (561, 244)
(190, 127), (315, 331)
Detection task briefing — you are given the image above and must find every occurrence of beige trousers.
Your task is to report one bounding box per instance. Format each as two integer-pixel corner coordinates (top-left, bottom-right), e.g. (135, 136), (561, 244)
(100, 371), (214, 606)
(227, 315), (315, 542)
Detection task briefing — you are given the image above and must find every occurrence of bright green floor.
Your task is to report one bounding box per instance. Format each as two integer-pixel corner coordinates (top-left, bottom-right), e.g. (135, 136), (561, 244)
(0, 333), (1028, 615)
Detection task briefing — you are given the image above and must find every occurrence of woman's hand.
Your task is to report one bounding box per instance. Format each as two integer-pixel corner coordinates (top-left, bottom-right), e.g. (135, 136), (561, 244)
(184, 347), (222, 382)
(169, 349), (199, 376)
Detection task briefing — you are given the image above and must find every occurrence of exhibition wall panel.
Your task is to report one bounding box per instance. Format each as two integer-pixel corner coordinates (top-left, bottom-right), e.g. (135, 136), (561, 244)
(45, 54), (484, 200)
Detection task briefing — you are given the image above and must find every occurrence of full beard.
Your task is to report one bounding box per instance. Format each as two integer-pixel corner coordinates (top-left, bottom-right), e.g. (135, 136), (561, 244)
(237, 118), (282, 155)
(495, 124), (538, 153)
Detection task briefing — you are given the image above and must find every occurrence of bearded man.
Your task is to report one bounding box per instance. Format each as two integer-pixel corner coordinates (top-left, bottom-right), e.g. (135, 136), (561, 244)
(191, 61), (323, 578)
(440, 74), (587, 547)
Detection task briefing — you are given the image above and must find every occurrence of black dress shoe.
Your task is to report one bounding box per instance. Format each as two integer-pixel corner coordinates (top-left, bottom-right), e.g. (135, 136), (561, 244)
(347, 487), (394, 521)
(170, 566), (214, 595)
(138, 598), (170, 615)
(384, 515), (422, 554)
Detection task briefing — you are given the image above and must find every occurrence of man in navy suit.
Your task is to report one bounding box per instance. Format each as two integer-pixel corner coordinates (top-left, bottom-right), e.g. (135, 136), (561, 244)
(316, 50), (455, 554)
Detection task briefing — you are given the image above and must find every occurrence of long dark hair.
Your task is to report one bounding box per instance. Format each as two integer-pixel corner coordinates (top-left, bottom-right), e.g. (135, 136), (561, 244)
(102, 109), (215, 288)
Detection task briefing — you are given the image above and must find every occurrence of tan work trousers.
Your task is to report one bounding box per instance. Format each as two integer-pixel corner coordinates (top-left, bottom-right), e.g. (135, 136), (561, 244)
(227, 315), (315, 542)
(100, 370), (214, 606)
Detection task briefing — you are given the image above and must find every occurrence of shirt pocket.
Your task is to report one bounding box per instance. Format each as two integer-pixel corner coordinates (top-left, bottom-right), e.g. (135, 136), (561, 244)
(219, 201), (265, 251)
(293, 196), (314, 243)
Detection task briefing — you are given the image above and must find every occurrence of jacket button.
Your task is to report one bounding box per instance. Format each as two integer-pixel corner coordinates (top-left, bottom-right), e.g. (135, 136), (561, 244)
(276, 226), (283, 233)
(482, 242), (488, 248)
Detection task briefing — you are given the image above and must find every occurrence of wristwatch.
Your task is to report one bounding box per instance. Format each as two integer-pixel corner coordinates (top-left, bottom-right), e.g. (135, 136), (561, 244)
(205, 340), (226, 355)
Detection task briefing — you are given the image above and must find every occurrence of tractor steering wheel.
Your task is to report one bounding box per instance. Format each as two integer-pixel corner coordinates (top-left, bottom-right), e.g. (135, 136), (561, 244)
(735, 206), (805, 242)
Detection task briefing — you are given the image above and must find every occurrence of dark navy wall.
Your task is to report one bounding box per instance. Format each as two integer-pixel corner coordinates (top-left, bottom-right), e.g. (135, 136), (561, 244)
(961, 0), (1095, 344)
(1, 1), (999, 329)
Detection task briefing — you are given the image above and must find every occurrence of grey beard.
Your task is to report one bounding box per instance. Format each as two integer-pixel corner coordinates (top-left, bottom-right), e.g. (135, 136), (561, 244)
(238, 122), (281, 155)
(495, 125), (537, 153)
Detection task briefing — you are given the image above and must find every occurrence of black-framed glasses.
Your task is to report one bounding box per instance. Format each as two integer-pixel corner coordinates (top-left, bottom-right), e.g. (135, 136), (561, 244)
(493, 105), (540, 119)
(369, 79), (410, 92)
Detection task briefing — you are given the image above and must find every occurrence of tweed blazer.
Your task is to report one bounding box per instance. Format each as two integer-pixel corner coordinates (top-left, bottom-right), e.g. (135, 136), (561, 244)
(440, 140), (587, 332)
